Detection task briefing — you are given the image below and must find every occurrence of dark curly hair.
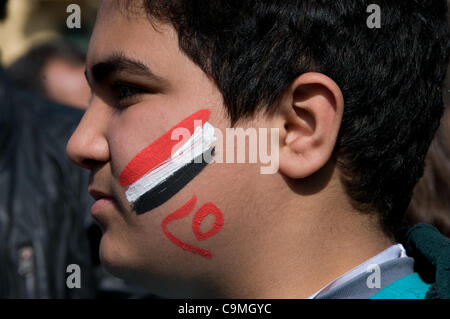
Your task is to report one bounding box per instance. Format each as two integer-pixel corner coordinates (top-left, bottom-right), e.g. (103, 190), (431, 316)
(136, 0), (450, 236)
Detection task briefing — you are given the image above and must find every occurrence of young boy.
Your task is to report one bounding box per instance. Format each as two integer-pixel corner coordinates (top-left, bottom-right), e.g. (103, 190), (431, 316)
(67, 0), (450, 298)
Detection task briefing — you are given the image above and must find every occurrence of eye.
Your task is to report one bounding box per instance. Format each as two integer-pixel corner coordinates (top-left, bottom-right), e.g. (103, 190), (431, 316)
(112, 81), (146, 107)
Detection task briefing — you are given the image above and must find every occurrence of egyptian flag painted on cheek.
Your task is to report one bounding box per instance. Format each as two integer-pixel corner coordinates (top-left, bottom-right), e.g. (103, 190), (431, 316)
(119, 109), (216, 214)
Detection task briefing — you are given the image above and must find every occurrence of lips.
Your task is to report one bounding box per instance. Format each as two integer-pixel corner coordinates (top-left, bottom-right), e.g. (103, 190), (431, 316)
(89, 189), (114, 201)
(87, 109), (216, 217)
(91, 198), (115, 215)
(88, 188), (116, 217)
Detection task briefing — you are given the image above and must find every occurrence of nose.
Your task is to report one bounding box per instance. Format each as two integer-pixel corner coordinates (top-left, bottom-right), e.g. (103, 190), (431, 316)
(67, 101), (110, 170)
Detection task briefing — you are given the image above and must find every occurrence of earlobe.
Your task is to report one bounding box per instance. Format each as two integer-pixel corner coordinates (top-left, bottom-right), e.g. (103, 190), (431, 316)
(278, 73), (344, 179)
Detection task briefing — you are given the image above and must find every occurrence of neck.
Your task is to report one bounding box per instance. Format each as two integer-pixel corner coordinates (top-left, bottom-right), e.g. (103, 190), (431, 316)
(209, 164), (394, 298)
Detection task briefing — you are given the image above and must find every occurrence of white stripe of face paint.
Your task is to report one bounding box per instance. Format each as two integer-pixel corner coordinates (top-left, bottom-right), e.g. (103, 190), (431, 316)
(125, 122), (216, 203)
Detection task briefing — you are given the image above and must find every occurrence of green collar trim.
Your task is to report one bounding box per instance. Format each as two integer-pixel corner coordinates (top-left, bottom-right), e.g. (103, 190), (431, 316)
(370, 273), (431, 299)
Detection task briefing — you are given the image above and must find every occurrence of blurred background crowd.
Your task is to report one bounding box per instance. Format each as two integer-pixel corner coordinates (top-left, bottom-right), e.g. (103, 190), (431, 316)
(0, 0), (448, 298)
(0, 0), (95, 108)
(0, 0), (152, 298)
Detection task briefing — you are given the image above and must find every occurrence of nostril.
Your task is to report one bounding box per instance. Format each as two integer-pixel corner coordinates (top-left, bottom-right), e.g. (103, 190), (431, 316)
(81, 158), (104, 170)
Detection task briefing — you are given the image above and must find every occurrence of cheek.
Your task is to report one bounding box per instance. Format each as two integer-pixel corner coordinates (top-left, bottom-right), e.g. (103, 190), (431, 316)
(108, 106), (169, 179)
(107, 101), (210, 182)
(160, 195), (224, 259)
(114, 108), (213, 213)
(104, 105), (247, 260)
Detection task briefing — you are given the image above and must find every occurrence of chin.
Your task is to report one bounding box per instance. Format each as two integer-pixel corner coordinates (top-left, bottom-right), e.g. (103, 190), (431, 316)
(97, 229), (211, 297)
(98, 231), (134, 279)
(97, 231), (159, 290)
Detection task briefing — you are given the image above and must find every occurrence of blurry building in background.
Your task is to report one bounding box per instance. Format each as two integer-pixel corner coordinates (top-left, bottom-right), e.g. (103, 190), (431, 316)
(0, 0), (97, 66)
(0, 0), (96, 109)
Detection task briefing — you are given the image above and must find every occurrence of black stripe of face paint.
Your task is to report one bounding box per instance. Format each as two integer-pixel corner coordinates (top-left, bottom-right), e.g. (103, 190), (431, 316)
(133, 148), (215, 214)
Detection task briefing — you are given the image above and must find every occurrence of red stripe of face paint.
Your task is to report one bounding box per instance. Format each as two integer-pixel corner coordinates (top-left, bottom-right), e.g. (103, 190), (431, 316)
(119, 109), (210, 187)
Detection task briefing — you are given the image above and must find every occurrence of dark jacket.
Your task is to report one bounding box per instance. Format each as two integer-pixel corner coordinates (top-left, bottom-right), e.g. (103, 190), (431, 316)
(0, 67), (97, 298)
(0, 68), (152, 299)
(400, 223), (450, 299)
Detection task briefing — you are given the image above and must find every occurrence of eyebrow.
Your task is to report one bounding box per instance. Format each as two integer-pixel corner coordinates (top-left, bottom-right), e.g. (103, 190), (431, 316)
(85, 52), (167, 87)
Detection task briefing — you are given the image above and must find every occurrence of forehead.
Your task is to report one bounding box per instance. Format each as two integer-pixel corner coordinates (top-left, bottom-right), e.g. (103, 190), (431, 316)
(87, 1), (179, 73)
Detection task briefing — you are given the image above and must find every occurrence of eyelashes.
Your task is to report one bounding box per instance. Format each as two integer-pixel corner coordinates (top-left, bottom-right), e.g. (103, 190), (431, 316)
(111, 81), (147, 107)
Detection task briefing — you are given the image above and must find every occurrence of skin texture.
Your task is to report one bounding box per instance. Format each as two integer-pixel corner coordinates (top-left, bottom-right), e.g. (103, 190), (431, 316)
(67, 1), (393, 298)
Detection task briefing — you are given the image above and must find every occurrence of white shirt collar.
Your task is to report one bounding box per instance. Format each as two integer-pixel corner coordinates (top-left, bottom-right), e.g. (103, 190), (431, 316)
(308, 244), (408, 299)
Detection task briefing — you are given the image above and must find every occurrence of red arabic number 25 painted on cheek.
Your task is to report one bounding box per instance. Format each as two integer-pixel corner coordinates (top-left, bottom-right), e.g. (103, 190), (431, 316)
(161, 195), (224, 259)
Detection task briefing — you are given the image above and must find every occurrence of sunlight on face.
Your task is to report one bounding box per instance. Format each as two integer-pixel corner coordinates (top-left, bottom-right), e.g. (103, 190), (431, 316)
(67, 1), (270, 297)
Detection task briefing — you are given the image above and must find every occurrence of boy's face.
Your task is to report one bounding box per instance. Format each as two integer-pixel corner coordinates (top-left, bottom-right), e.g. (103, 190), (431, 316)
(67, 1), (279, 296)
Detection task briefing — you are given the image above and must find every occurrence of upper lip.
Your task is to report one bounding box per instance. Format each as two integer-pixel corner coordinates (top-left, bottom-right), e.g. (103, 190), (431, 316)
(88, 187), (114, 201)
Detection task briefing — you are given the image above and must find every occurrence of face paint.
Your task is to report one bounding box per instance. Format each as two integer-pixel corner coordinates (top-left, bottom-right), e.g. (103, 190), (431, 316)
(162, 195), (224, 259)
(133, 149), (213, 215)
(192, 202), (224, 241)
(119, 109), (216, 214)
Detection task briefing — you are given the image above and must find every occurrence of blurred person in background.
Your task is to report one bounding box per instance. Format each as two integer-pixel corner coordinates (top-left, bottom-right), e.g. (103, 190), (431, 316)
(406, 99), (450, 238)
(0, 0), (96, 298)
(7, 39), (90, 110)
(405, 2), (450, 238)
(0, 0), (150, 298)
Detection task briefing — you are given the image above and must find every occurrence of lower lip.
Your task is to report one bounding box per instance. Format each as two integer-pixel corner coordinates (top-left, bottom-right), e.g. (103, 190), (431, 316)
(91, 198), (115, 215)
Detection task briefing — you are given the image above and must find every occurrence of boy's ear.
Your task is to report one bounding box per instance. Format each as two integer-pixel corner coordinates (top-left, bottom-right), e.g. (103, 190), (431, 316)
(278, 72), (344, 179)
